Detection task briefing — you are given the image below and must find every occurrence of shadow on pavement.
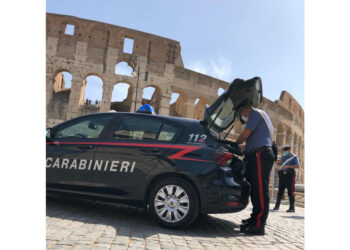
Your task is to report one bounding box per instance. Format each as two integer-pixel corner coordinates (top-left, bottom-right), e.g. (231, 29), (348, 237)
(46, 194), (243, 239)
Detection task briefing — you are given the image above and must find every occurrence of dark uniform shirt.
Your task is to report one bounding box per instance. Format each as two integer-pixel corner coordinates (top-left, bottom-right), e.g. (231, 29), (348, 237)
(279, 153), (300, 166)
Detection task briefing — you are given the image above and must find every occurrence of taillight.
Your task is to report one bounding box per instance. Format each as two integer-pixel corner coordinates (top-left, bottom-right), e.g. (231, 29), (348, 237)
(225, 201), (239, 207)
(214, 152), (233, 166)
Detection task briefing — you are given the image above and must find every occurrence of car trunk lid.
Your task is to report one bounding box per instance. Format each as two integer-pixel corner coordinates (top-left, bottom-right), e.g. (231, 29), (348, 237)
(203, 77), (263, 137)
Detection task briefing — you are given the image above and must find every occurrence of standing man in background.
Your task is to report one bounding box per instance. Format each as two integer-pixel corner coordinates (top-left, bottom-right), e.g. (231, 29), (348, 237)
(273, 143), (300, 212)
(235, 99), (275, 236)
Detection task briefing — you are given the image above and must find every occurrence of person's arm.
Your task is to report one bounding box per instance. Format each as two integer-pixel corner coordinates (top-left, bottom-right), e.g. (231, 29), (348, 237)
(282, 164), (300, 170)
(236, 129), (253, 145)
(282, 156), (300, 170)
(236, 110), (258, 145)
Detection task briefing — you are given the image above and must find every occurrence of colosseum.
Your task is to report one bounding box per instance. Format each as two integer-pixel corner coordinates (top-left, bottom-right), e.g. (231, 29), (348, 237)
(46, 13), (304, 184)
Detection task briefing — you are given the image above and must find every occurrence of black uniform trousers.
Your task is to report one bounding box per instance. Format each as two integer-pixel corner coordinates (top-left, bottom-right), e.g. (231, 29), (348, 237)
(277, 170), (296, 199)
(246, 148), (274, 227)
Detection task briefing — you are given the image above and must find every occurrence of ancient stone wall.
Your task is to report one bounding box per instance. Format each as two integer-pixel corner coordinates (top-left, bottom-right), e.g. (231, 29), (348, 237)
(46, 13), (304, 183)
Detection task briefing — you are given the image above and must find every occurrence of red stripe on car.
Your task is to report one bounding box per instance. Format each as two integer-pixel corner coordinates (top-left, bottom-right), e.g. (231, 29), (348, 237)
(46, 141), (212, 162)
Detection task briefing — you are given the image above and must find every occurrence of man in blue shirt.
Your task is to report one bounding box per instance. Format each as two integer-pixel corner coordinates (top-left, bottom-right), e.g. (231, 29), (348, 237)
(235, 99), (275, 235)
(273, 144), (300, 212)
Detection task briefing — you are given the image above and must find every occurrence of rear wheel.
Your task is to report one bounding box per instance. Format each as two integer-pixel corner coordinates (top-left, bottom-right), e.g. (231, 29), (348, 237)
(148, 177), (199, 228)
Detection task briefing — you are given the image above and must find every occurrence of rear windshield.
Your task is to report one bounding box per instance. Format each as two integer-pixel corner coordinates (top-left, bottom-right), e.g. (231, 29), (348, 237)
(210, 98), (236, 129)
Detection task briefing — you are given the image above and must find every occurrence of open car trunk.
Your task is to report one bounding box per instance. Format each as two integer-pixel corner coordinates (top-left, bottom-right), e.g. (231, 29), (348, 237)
(203, 77), (263, 138)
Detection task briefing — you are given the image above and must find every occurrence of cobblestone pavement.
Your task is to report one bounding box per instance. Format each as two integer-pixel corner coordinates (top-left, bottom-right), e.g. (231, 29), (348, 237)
(46, 195), (304, 250)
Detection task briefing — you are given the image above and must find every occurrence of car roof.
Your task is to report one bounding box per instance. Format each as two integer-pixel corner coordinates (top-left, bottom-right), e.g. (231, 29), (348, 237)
(77, 112), (201, 126)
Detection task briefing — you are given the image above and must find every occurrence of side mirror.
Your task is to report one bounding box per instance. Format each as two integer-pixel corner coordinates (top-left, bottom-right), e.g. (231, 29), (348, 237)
(46, 128), (52, 139)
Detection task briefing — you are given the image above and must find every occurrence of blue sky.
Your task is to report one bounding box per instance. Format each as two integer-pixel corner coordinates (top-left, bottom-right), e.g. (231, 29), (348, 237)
(48, 0), (304, 107)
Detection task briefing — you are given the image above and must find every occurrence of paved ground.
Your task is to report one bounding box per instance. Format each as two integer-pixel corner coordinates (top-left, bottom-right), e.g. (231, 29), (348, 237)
(46, 195), (304, 250)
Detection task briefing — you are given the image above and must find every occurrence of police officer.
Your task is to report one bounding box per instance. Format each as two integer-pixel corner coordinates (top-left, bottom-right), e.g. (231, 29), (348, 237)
(273, 143), (300, 212)
(235, 99), (275, 235)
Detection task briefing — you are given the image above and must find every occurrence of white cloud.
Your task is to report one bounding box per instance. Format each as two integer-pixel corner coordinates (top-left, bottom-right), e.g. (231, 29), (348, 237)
(210, 57), (233, 82)
(187, 59), (208, 75)
(187, 57), (233, 82)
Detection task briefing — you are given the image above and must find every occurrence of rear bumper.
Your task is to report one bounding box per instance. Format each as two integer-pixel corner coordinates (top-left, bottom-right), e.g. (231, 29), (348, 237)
(201, 167), (250, 214)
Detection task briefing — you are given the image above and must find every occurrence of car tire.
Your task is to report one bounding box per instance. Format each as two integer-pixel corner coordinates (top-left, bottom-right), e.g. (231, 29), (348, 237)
(148, 177), (199, 229)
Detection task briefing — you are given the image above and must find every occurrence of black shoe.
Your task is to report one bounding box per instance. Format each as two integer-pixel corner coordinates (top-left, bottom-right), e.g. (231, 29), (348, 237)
(240, 221), (252, 231)
(240, 224), (265, 235)
(286, 208), (295, 212)
(273, 206), (279, 210)
(241, 218), (252, 224)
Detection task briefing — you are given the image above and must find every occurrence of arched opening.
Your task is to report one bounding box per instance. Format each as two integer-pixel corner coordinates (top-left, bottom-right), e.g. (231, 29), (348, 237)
(142, 86), (162, 114)
(80, 75), (103, 107)
(193, 97), (209, 120)
(53, 71), (72, 92)
(49, 71), (72, 120)
(169, 92), (187, 117)
(170, 93), (179, 105)
(115, 61), (134, 76)
(110, 83), (133, 112)
(217, 87), (225, 96)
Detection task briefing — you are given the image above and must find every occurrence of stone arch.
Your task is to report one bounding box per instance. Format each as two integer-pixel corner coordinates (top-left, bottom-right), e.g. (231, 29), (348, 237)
(115, 61), (134, 76)
(141, 85), (162, 114)
(110, 82), (134, 112)
(193, 97), (210, 120)
(53, 71), (72, 92)
(169, 91), (187, 117)
(49, 71), (73, 120)
(117, 55), (136, 69)
(79, 74), (104, 106)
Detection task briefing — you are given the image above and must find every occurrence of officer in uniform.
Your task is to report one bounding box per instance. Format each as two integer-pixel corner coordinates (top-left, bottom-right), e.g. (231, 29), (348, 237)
(273, 143), (300, 212)
(235, 99), (275, 235)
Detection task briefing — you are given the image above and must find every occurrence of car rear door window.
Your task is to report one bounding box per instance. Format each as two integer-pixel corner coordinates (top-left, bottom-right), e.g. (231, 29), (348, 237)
(113, 116), (162, 141)
(54, 115), (114, 139)
(157, 123), (178, 142)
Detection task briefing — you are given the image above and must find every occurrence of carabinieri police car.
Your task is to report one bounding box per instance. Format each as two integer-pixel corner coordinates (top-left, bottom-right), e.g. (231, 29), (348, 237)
(46, 77), (263, 228)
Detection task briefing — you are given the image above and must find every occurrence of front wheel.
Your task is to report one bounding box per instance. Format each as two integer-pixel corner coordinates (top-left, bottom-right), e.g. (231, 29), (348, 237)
(148, 177), (199, 228)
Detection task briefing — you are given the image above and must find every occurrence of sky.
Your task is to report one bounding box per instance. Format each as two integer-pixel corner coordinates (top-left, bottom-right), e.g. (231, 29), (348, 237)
(48, 0), (304, 108)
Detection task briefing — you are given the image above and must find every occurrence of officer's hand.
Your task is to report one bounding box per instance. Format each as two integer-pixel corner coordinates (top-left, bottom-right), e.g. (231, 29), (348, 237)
(238, 143), (246, 152)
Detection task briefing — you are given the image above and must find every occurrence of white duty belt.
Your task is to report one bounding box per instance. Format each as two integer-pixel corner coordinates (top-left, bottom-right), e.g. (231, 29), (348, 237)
(255, 109), (273, 140)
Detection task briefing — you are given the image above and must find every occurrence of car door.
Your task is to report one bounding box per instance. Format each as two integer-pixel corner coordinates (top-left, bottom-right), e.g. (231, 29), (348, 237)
(46, 113), (115, 192)
(92, 114), (169, 196)
(204, 77), (263, 136)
